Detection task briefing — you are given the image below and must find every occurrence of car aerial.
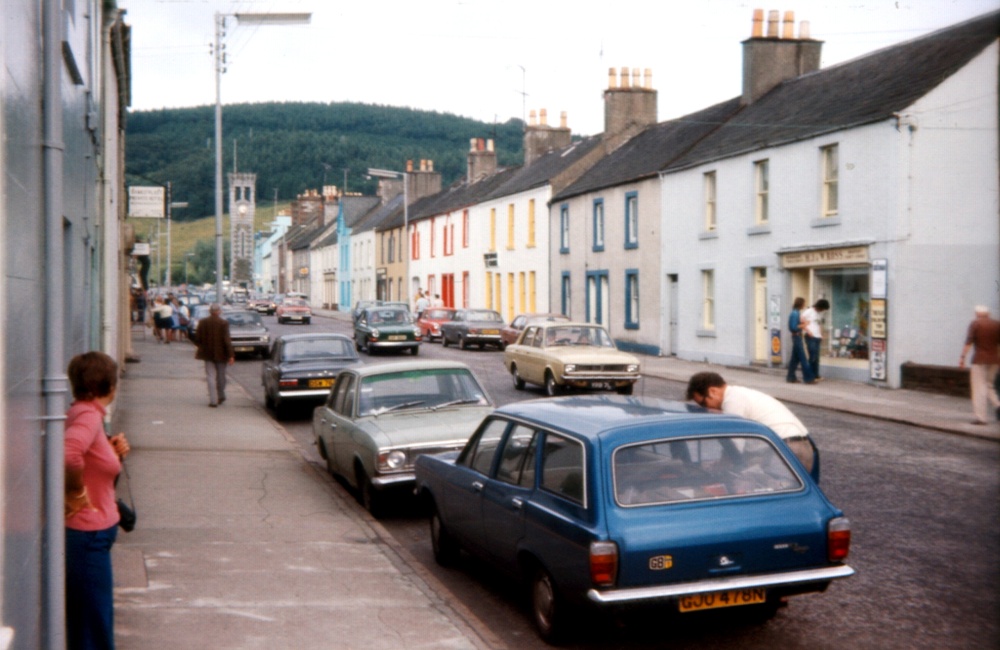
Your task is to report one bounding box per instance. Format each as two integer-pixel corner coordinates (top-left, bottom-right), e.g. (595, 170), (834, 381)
(222, 309), (271, 358)
(249, 295), (276, 315)
(353, 305), (421, 355)
(313, 360), (494, 517)
(415, 395), (853, 642)
(415, 307), (456, 342)
(440, 309), (504, 350)
(500, 312), (570, 349)
(276, 298), (312, 324)
(262, 333), (362, 419)
(504, 322), (641, 396)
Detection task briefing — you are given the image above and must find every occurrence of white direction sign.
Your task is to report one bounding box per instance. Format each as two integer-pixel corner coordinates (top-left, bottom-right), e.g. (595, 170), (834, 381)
(129, 186), (165, 218)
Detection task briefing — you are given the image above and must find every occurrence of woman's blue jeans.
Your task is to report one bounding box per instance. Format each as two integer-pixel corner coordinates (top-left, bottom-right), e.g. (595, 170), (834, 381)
(787, 334), (815, 383)
(66, 525), (118, 650)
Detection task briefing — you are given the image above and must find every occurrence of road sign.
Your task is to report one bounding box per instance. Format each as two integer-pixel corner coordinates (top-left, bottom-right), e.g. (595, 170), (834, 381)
(129, 186), (165, 218)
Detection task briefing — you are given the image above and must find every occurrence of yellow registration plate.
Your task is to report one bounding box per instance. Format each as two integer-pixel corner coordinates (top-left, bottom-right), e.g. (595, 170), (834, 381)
(308, 378), (333, 388)
(483, 329), (499, 335)
(387, 335), (406, 341)
(678, 588), (766, 613)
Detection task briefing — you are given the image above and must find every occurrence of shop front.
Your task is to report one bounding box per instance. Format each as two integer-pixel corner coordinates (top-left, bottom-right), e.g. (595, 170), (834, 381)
(780, 245), (875, 379)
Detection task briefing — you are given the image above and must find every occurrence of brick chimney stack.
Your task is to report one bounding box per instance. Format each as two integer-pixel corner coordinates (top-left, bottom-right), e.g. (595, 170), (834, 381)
(742, 9), (822, 105)
(467, 138), (498, 182)
(523, 108), (572, 167)
(603, 66), (657, 153)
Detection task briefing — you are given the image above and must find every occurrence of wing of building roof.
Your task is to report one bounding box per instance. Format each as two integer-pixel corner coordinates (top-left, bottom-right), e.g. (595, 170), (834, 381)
(553, 98), (743, 201)
(485, 135), (604, 199)
(666, 10), (999, 171)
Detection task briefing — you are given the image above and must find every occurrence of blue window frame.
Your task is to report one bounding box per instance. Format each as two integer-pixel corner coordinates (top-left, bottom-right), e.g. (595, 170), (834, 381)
(592, 199), (605, 252)
(559, 204), (570, 254)
(585, 270), (609, 325)
(625, 269), (639, 329)
(561, 271), (572, 318)
(624, 192), (638, 249)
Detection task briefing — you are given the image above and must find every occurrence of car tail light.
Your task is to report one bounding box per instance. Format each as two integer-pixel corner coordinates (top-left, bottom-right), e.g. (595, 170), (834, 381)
(590, 541), (618, 587)
(827, 516), (851, 562)
(279, 379), (298, 388)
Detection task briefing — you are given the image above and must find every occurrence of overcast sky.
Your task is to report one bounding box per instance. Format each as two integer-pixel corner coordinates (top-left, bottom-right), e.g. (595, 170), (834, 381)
(121, 0), (998, 136)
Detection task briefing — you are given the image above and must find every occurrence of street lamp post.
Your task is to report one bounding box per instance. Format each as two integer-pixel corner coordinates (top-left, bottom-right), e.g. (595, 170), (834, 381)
(367, 167), (409, 303)
(214, 11), (310, 303)
(184, 252), (195, 286)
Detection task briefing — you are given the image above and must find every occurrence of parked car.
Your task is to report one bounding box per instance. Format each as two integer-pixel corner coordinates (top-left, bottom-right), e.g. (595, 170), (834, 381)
(415, 395), (853, 642)
(353, 306), (421, 355)
(500, 312), (570, 349)
(186, 304), (212, 342)
(504, 322), (641, 396)
(249, 295), (276, 315)
(222, 309), (270, 358)
(352, 300), (382, 325)
(276, 298), (312, 324)
(262, 333), (362, 419)
(440, 309), (504, 349)
(313, 360), (493, 517)
(416, 308), (456, 342)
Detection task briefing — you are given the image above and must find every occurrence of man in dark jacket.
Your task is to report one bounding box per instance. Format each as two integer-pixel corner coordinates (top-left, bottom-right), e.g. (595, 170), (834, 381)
(194, 304), (235, 407)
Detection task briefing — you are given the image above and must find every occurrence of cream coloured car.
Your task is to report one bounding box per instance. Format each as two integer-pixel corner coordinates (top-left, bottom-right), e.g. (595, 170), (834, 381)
(503, 322), (641, 396)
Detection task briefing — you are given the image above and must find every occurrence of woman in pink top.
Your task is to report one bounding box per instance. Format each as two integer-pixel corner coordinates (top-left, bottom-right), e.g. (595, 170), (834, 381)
(64, 351), (130, 650)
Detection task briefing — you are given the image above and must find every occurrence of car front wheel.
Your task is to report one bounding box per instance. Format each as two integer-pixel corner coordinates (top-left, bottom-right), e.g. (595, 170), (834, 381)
(545, 372), (561, 397)
(430, 503), (460, 567)
(442, 334), (450, 347)
(357, 468), (385, 518)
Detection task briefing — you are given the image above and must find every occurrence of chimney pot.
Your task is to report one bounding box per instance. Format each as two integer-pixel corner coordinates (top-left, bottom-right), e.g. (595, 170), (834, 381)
(767, 10), (779, 37)
(470, 138), (477, 151)
(631, 67), (641, 88)
(620, 66), (630, 88)
(608, 67), (617, 89)
(644, 68), (653, 89)
(799, 20), (811, 39)
(540, 108), (548, 125)
(487, 139), (494, 152)
(428, 160), (434, 172)
(751, 8), (764, 37)
(529, 109), (537, 126)
(560, 111), (567, 128)
(782, 11), (795, 39)
(406, 160), (413, 172)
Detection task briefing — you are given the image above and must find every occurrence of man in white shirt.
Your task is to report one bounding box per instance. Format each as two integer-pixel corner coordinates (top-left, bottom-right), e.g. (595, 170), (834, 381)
(686, 372), (816, 473)
(801, 299), (830, 382)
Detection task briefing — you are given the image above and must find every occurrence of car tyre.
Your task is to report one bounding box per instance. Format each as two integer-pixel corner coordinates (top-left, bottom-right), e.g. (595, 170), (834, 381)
(442, 334), (450, 348)
(530, 566), (569, 644)
(411, 345), (420, 356)
(429, 503), (460, 567)
(511, 365), (526, 390)
(357, 468), (385, 519)
(616, 383), (635, 396)
(274, 399), (288, 421)
(545, 372), (561, 397)
(304, 318), (311, 325)
(264, 390), (275, 410)
(459, 336), (468, 350)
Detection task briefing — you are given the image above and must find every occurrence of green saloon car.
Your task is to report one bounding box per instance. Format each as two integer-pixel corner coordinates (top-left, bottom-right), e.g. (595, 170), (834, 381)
(312, 360), (493, 517)
(353, 306), (422, 355)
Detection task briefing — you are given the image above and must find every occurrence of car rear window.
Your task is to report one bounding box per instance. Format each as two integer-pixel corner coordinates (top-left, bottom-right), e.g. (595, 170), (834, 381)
(613, 435), (803, 506)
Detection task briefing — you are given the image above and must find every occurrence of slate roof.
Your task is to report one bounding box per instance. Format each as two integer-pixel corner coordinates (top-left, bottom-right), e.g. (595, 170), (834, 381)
(665, 10), (999, 171)
(553, 98), (744, 201)
(485, 135), (603, 199)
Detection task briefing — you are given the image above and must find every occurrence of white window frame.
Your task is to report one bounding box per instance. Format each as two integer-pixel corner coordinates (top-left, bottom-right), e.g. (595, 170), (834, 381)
(821, 144), (839, 217)
(704, 171), (717, 231)
(754, 159), (769, 225)
(701, 269), (715, 330)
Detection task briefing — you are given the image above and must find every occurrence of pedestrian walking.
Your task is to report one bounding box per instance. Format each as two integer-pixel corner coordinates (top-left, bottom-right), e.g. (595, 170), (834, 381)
(786, 297), (816, 384)
(801, 298), (830, 382)
(686, 371), (817, 473)
(64, 351), (131, 650)
(958, 305), (1000, 424)
(414, 290), (429, 316)
(194, 303), (235, 407)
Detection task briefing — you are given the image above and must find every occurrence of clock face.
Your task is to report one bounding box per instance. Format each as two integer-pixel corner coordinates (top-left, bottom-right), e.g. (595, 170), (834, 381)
(238, 203), (248, 216)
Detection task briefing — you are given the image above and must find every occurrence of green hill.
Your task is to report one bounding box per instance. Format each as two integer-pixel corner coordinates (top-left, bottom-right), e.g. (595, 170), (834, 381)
(125, 102), (526, 222)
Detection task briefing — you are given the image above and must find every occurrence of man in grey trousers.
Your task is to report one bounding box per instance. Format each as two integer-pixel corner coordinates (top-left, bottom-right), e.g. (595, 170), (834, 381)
(194, 303), (235, 407)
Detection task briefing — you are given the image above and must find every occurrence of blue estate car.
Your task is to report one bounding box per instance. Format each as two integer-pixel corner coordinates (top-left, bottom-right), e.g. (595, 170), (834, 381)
(415, 395), (854, 642)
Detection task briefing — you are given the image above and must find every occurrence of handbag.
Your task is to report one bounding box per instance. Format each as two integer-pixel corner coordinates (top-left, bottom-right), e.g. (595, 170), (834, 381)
(116, 498), (137, 532)
(116, 457), (137, 532)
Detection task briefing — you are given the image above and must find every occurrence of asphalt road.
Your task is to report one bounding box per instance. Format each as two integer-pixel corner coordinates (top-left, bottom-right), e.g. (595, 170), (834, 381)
(226, 313), (999, 650)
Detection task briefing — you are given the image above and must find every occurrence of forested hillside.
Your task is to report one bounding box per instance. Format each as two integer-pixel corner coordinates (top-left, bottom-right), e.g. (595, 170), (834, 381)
(126, 102), (525, 221)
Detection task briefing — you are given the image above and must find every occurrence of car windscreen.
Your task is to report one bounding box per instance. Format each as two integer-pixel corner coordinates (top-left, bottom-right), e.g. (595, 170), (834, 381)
(545, 326), (614, 348)
(466, 310), (502, 322)
(224, 312), (263, 326)
(282, 338), (353, 361)
(357, 368), (489, 416)
(368, 309), (410, 324)
(613, 435), (803, 506)
(424, 309), (454, 319)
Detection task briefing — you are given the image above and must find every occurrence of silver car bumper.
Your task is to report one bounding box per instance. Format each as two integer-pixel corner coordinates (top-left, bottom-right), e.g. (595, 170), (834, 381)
(587, 564), (854, 604)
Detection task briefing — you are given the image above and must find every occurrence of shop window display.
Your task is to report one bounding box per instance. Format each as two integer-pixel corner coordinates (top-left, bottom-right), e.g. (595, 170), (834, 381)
(815, 268), (869, 361)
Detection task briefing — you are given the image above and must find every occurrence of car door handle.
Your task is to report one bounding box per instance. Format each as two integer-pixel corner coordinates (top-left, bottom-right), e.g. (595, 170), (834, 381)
(511, 497), (524, 510)
(471, 481), (484, 492)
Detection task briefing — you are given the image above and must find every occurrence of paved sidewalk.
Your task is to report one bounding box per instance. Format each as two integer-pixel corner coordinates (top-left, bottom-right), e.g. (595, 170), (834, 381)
(111, 331), (493, 650)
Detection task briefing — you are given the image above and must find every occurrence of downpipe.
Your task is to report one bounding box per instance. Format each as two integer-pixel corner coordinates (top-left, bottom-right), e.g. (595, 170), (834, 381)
(42, 0), (69, 646)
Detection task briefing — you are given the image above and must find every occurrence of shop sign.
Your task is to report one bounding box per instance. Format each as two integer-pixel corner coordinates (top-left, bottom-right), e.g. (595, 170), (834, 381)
(870, 299), (887, 339)
(770, 328), (783, 365)
(780, 246), (868, 269)
(871, 259), (888, 299)
(870, 343), (887, 381)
